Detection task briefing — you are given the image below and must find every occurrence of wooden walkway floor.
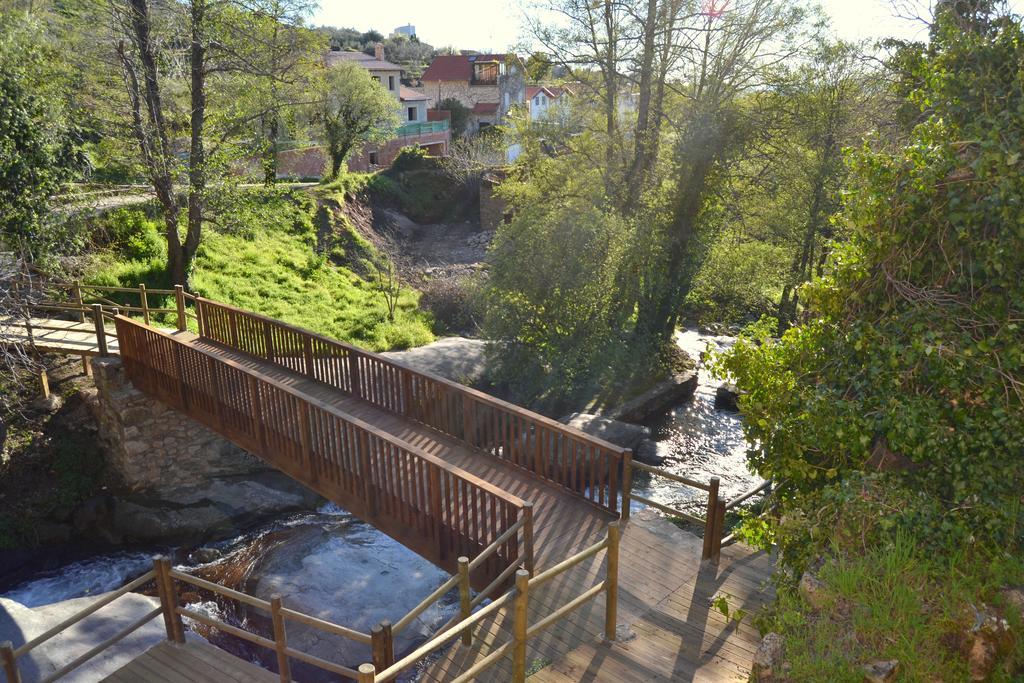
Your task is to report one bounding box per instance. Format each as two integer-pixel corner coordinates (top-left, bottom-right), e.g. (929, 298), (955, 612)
(0, 316), (118, 355)
(187, 336), (617, 569)
(422, 510), (773, 682)
(102, 640), (279, 682)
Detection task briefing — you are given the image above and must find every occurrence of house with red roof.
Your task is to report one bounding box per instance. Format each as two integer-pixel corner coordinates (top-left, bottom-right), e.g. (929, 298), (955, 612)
(420, 54), (526, 134)
(525, 85), (575, 122)
(325, 44), (450, 172)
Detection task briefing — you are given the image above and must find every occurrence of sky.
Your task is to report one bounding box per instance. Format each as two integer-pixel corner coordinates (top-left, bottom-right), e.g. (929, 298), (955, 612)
(310, 0), (1023, 52)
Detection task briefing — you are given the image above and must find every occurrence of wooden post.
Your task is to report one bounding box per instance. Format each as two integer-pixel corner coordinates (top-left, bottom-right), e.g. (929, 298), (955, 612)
(711, 499), (726, 564)
(303, 336), (315, 378)
(153, 556), (185, 643)
(0, 641), (21, 683)
(72, 282), (85, 323)
(371, 621), (393, 671)
(357, 663), (376, 683)
(92, 304), (108, 357)
(462, 393), (475, 447)
(270, 594), (291, 682)
(511, 569), (530, 683)
(174, 285), (187, 332)
(348, 352), (362, 398)
(621, 449), (633, 521)
(521, 502), (535, 575)
(37, 368), (50, 400)
(457, 556), (472, 645)
(604, 521), (620, 641)
(702, 477), (720, 561)
(139, 283), (150, 325)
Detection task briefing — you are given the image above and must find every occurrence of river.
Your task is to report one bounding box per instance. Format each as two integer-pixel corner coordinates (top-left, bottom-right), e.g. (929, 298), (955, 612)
(1, 329), (760, 676)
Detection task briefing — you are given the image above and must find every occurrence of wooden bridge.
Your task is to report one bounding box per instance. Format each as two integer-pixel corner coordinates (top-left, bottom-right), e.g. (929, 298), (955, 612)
(1, 279), (774, 683)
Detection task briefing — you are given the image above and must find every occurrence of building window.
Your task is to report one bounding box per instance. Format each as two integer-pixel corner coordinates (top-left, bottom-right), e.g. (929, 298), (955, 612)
(472, 62), (498, 85)
(407, 107), (417, 121)
(389, 75), (395, 90)
(369, 151), (379, 166)
(534, 95), (541, 105)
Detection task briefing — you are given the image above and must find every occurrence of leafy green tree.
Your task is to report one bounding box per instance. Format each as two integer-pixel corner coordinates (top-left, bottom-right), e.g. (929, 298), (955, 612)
(716, 3), (1024, 555)
(524, 51), (552, 82)
(0, 13), (80, 255)
(436, 97), (470, 138)
(318, 60), (399, 177)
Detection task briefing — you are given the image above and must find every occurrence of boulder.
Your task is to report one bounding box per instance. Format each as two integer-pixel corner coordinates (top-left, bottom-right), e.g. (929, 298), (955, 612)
(862, 659), (899, 683)
(606, 371), (699, 423)
(634, 439), (666, 466)
(0, 592), (171, 682)
(244, 524), (456, 676)
(74, 471), (321, 546)
(381, 337), (488, 385)
(963, 606), (1013, 681)
(752, 632), (784, 681)
(559, 413), (651, 451)
(799, 572), (828, 611)
(714, 384), (741, 412)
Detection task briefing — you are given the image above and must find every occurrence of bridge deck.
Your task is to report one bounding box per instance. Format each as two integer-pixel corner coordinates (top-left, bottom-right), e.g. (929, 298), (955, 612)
(0, 316), (118, 355)
(421, 510), (773, 682)
(102, 640), (279, 682)
(186, 335), (617, 567)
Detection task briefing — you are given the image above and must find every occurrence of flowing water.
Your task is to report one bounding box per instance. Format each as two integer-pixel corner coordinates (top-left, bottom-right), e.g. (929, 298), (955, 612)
(1, 328), (759, 675)
(629, 329), (764, 518)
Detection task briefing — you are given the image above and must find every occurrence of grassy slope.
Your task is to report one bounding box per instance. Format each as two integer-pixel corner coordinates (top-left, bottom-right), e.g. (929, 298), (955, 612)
(91, 188), (433, 352)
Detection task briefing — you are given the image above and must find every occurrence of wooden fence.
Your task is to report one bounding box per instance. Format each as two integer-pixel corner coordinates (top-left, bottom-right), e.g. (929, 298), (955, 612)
(623, 461), (772, 562)
(115, 316), (531, 589)
(1, 522), (619, 683)
(195, 298), (628, 515)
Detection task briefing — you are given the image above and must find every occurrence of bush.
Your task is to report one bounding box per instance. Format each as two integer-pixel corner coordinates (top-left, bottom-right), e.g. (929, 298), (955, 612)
(97, 209), (165, 261)
(436, 98), (470, 138)
(390, 146), (437, 173)
(682, 240), (788, 325)
(420, 275), (483, 335)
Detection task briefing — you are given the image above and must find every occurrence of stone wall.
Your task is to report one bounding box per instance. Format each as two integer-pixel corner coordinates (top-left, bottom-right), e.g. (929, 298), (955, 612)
(91, 357), (268, 493)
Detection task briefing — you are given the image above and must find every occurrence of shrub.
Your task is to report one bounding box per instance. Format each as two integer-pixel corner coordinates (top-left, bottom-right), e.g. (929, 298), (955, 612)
(420, 275), (483, 335)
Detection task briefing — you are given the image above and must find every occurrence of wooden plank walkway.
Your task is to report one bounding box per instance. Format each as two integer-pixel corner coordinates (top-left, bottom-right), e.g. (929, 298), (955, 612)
(0, 316), (118, 355)
(186, 335), (617, 571)
(420, 510), (773, 682)
(101, 640), (279, 682)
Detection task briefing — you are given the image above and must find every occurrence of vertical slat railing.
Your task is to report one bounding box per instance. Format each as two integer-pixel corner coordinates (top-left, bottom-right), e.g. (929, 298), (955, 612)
(115, 315), (528, 587)
(193, 298), (628, 516)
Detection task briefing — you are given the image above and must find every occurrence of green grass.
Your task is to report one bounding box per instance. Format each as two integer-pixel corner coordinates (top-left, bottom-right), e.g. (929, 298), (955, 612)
(89, 191), (434, 352)
(768, 531), (1024, 681)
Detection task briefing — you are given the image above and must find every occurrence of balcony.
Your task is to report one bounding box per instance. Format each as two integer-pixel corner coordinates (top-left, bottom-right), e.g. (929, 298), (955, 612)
(396, 120), (450, 136)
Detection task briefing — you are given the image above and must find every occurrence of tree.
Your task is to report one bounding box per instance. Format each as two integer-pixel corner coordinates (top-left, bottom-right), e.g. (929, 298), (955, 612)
(111, 0), (317, 287)
(716, 2), (1024, 556)
(524, 51), (552, 81)
(0, 13), (80, 256)
(318, 60), (399, 178)
(436, 97), (470, 138)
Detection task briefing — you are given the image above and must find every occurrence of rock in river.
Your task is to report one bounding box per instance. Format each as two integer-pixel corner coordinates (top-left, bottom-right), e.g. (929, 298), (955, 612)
(244, 521), (457, 676)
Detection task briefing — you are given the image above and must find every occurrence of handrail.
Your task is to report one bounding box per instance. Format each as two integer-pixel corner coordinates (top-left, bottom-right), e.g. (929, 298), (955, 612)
(115, 316), (531, 591)
(726, 479), (772, 510)
(624, 462), (725, 562)
(361, 521), (621, 683)
(195, 297), (627, 515)
(0, 569), (162, 683)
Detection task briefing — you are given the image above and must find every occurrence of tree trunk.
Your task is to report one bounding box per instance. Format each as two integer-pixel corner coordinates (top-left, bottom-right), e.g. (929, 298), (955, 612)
(180, 0), (208, 290)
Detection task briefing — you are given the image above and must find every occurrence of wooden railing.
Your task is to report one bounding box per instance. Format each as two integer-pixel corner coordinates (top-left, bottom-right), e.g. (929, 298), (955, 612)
(357, 521), (621, 683)
(195, 298), (628, 516)
(114, 316), (531, 589)
(12, 278), (200, 333)
(623, 462), (772, 562)
(0, 568), (162, 683)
